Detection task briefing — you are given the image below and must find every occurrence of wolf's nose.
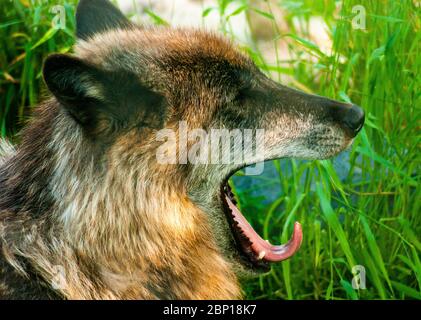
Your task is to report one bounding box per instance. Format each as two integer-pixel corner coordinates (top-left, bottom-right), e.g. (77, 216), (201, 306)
(332, 104), (365, 137)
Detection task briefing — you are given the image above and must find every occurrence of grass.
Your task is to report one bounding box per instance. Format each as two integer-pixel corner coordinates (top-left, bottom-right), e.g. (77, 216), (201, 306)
(0, 0), (76, 136)
(1, 0), (420, 300)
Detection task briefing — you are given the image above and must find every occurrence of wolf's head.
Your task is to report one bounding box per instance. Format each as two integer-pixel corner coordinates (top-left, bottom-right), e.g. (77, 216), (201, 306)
(42, 0), (364, 279)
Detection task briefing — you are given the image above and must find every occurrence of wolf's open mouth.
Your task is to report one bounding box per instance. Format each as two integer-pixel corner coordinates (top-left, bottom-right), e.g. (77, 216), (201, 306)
(222, 169), (303, 269)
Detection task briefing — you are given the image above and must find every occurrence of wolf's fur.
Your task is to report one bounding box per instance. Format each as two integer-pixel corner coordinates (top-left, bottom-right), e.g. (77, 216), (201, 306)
(0, 98), (242, 299)
(0, 140), (15, 165)
(0, 0), (363, 299)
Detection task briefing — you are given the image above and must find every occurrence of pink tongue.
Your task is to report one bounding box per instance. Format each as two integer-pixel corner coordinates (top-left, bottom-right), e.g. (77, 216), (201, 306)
(225, 195), (303, 262)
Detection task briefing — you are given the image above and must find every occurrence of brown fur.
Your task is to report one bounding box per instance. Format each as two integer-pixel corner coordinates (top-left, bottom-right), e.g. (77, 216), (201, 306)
(0, 0), (364, 300)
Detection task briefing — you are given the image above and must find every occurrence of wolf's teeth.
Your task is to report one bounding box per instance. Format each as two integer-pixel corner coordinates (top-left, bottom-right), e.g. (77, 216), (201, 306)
(257, 251), (266, 260)
(265, 240), (270, 244)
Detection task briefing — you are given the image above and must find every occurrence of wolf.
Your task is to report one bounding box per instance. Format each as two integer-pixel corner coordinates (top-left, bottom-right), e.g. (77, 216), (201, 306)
(0, 0), (364, 299)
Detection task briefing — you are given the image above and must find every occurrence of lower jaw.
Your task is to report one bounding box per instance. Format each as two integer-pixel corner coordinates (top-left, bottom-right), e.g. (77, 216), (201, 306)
(235, 248), (271, 274)
(219, 170), (303, 271)
(221, 187), (271, 273)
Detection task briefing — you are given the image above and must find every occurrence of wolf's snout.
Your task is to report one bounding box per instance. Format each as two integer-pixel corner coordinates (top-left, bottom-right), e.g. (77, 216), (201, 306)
(331, 104), (365, 137)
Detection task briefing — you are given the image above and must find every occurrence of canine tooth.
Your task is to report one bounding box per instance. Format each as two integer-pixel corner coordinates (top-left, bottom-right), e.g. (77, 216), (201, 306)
(257, 251), (266, 260)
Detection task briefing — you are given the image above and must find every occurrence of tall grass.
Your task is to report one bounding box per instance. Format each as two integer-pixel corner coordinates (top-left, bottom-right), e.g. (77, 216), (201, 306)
(0, 0), (75, 137)
(226, 0), (420, 300)
(0, 0), (419, 299)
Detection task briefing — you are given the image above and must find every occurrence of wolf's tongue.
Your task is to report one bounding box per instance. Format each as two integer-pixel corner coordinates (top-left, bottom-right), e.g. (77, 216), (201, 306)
(225, 195), (303, 262)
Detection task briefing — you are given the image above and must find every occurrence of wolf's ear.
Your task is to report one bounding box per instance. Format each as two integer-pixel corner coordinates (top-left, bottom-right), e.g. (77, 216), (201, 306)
(43, 54), (166, 132)
(76, 0), (132, 40)
(43, 54), (106, 126)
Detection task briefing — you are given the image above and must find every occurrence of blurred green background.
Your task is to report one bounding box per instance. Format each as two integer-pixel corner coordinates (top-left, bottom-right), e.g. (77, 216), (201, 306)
(0, 0), (420, 299)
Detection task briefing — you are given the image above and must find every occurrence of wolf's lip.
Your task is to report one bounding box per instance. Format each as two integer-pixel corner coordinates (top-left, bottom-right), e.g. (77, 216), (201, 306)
(224, 191), (303, 263)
